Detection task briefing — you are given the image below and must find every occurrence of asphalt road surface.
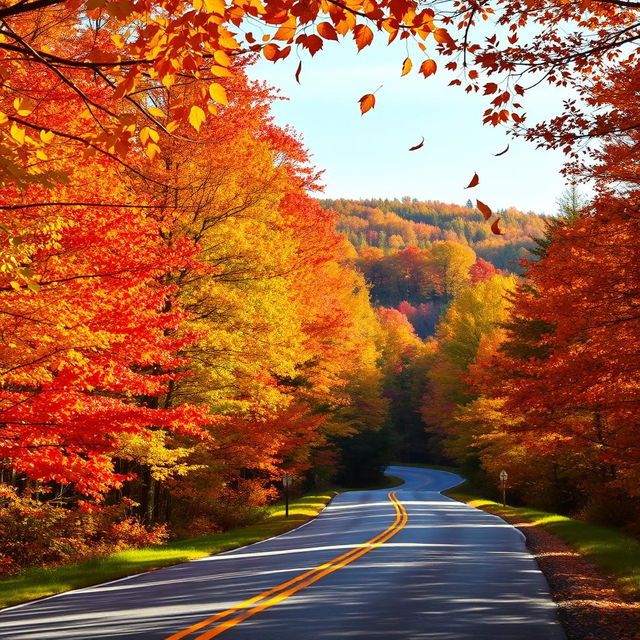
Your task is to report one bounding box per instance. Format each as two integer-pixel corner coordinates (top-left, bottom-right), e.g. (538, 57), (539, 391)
(0, 466), (565, 639)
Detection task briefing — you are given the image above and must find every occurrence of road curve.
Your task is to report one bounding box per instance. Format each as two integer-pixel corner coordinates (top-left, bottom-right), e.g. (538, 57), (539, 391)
(0, 466), (565, 639)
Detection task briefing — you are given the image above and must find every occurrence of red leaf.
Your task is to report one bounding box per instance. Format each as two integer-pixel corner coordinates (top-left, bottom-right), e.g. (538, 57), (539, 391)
(295, 61), (302, 84)
(476, 199), (492, 220)
(494, 144), (509, 156)
(317, 21), (338, 41)
(409, 136), (424, 151)
(491, 217), (505, 235)
(465, 172), (479, 189)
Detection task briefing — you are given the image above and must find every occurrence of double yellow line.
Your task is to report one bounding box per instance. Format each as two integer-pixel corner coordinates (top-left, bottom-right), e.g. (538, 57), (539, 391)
(165, 491), (408, 640)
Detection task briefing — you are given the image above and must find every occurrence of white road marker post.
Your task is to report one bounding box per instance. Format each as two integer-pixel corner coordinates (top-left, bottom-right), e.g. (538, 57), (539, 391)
(499, 469), (508, 507)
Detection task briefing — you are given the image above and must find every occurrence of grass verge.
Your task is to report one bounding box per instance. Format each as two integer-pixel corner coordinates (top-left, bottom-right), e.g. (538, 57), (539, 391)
(0, 474), (404, 609)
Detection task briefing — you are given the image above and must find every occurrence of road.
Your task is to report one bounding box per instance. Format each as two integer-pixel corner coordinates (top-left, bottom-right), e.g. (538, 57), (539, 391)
(0, 466), (565, 639)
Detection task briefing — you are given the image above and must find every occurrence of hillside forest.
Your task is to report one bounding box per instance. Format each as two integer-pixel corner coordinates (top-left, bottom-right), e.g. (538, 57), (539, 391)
(2, 0), (640, 578)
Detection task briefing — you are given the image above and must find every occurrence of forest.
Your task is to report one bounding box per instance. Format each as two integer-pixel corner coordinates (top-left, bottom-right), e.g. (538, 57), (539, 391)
(1, 0), (640, 585)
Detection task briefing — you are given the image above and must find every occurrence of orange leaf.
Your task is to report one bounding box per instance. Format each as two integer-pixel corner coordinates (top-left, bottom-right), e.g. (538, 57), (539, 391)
(401, 57), (412, 77)
(465, 172), (479, 189)
(491, 217), (505, 235)
(494, 144), (510, 156)
(317, 21), (338, 41)
(476, 199), (492, 220)
(409, 136), (424, 151)
(354, 24), (373, 51)
(419, 59), (437, 78)
(263, 43), (279, 61)
(433, 28), (453, 45)
(359, 93), (375, 114)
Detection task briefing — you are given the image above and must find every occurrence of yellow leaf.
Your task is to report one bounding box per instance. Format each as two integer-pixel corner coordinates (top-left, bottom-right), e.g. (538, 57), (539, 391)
(203, 0), (225, 13)
(39, 129), (54, 143)
(145, 143), (161, 159)
(111, 34), (125, 48)
(207, 104), (219, 116)
(13, 97), (35, 116)
(211, 65), (233, 77)
(9, 281), (20, 291)
(188, 105), (206, 132)
(148, 107), (166, 118)
(213, 50), (231, 66)
(166, 120), (180, 133)
(140, 126), (159, 145)
(10, 124), (25, 144)
(401, 57), (412, 76)
(0, 111), (7, 125)
(36, 149), (48, 160)
(209, 83), (228, 105)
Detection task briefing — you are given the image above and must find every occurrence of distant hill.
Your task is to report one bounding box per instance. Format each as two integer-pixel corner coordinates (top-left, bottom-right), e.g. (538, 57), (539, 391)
(323, 198), (549, 272)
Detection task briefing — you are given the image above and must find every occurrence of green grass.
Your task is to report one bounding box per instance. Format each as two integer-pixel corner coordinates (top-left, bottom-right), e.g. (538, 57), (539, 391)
(0, 474), (404, 609)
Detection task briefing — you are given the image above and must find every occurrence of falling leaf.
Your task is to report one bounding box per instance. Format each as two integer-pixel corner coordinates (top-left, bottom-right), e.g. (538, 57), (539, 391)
(359, 93), (375, 114)
(476, 199), (492, 220)
(401, 57), (412, 77)
(409, 137), (424, 151)
(494, 144), (510, 156)
(491, 217), (505, 235)
(465, 172), (479, 189)
(295, 61), (302, 84)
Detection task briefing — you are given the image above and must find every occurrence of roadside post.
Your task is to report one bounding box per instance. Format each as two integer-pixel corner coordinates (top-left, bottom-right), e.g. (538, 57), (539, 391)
(282, 473), (293, 517)
(499, 470), (508, 507)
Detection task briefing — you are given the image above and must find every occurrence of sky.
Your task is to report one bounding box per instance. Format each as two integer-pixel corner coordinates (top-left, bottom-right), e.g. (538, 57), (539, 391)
(248, 39), (573, 216)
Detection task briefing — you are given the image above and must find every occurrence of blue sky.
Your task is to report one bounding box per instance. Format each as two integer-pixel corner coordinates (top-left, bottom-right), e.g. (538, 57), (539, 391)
(248, 38), (572, 216)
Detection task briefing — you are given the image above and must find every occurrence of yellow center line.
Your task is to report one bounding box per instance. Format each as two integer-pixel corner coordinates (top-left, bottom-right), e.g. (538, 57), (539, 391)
(164, 492), (408, 640)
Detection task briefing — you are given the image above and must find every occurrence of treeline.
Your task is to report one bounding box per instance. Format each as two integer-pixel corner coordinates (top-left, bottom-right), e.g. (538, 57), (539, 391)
(0, 64), (397, 574)
(388, 187), (640, 533)
(328, 198), (548, 270)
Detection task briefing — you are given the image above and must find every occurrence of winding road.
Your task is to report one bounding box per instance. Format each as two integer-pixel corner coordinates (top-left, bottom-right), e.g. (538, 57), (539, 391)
(0, 466), (565, 639)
